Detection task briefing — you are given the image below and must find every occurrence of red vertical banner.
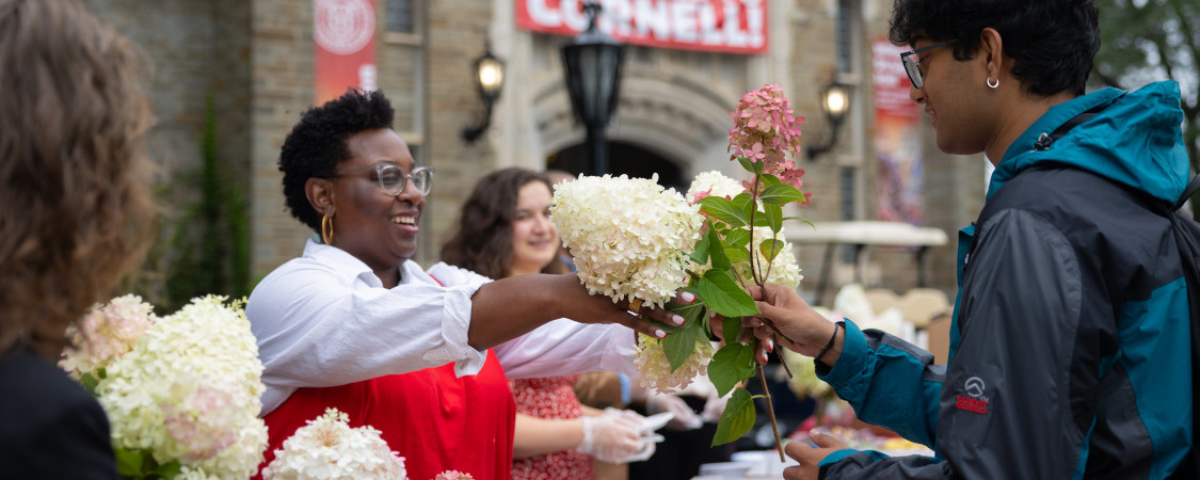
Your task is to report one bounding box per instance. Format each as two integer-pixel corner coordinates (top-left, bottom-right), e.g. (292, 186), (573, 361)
(314, 0), (378, 105)
(872, 39), (923, 225)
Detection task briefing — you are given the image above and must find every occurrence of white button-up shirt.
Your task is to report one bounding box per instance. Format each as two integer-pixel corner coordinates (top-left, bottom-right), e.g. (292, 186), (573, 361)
(248, 240), (635, 415)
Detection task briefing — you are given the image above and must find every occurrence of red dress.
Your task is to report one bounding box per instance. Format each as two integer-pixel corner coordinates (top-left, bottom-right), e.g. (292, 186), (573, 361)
(256, 350), (516, 480)
(510, 374), (595, 480)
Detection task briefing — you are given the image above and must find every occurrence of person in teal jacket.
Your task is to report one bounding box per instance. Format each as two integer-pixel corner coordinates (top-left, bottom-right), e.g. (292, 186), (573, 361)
(746, 0), (1195, 478)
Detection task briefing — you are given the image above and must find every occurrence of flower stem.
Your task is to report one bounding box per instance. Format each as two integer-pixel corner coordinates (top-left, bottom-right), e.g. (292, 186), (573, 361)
(756, 360), (786, 462)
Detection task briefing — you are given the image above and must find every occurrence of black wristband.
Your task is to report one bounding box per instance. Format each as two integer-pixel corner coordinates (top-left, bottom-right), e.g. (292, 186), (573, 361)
(816, 322), (843, 365)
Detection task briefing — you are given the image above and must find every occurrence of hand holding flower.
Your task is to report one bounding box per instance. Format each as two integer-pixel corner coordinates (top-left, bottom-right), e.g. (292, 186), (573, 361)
(747, 284), (841, 364)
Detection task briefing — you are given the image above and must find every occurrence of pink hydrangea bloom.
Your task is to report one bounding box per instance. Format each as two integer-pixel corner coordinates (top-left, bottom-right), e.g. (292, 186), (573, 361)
(727, 84), (810, 205)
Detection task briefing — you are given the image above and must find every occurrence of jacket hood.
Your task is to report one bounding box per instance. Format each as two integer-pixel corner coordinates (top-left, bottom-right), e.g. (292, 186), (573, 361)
(987, 81), (1189, 204)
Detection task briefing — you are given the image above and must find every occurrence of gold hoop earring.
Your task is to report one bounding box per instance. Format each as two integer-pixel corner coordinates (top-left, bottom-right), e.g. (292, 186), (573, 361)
(321, 213), (335, 244)
(987, 77), (1000, 89)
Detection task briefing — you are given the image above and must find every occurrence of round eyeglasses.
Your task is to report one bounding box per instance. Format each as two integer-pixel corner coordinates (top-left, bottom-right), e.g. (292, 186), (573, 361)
(900, 39), (957, 90)
(333, 163), (435, 196)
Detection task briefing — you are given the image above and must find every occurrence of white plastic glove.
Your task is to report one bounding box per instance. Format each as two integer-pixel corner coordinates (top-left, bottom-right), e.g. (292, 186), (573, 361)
(646, 393), (703, 431)
(620, 434), (662, 463)
(577, 409), (643, 463)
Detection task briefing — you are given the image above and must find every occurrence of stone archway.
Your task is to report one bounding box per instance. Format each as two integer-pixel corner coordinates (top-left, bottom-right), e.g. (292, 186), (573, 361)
(546, 140), (686, 191)
(531, 73), (740, 184)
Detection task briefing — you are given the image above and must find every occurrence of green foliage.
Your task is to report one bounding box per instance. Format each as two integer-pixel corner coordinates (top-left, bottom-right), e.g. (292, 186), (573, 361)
(699, 196), (749, 228)
(697, 269), (759, 317)
(115, 448), (181, 479)
(708, 343), (757, 397)
(136, 96), (252, 312)
(712, 388), (757, 446)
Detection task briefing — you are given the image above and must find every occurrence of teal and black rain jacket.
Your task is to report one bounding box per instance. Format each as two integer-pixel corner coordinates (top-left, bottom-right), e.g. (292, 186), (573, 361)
(815, 81), (1194, 479)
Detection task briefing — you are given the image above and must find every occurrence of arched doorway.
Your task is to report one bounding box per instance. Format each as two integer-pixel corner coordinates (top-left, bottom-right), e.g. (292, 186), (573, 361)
(546, 141), (685, 192)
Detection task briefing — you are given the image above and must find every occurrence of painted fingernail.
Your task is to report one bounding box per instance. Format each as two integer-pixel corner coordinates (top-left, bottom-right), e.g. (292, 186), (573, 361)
(681, 291), (696, 303)
(767, 338), (775, 352)
(671, 314), (685, 325)
(655, 329), (667, 338)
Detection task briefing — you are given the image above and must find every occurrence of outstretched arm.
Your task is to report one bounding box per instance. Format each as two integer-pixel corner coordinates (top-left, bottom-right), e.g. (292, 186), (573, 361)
(467, 273), (687, 351)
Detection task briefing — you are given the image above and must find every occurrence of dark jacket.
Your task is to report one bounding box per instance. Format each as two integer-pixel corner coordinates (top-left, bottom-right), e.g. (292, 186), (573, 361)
(0, 346), (119, 479)
(815, 82), (1193, 479)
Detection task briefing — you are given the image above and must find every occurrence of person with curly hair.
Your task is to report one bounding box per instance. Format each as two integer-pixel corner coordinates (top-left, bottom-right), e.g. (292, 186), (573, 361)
(748, 1), (1195, 479)
(442, 167), (651, 480)
(0, 0), (156, 477)
(248, 90), (679, 479)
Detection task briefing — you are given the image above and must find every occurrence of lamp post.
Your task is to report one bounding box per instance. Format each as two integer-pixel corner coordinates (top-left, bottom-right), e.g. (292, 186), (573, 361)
(461, 42), (505, 143)
(806, 82), (852, 159)
(560, 1), (625, 175)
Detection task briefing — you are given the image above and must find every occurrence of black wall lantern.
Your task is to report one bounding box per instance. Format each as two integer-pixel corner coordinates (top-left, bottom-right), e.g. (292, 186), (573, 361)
(560, 1), (626, 175)
(806, 82), (852, 159)
(461, 42), (506, 143)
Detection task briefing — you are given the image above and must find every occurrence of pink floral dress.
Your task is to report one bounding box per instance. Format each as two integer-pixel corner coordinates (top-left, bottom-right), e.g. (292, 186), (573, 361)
(510, 374), (596, 480)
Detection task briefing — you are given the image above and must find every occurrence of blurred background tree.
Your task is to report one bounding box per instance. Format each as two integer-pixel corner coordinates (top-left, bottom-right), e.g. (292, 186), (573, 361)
(131, 97), (252, 312)
(1092, 0), (1198, 181)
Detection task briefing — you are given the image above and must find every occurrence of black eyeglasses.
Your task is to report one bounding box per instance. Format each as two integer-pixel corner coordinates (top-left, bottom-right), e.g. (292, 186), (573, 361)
(900, 39), (957, 90)
(333, 163), (435, 196)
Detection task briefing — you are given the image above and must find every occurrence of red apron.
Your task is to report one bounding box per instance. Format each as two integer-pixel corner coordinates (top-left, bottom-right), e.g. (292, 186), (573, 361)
(256, 350), (516, 480)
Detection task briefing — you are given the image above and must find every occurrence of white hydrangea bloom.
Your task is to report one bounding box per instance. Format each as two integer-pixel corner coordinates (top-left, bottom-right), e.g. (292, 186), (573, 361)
(96, 296), (267, 479)
(633, 334), (715, 393)
(60, 294), (155, 378)
(262, 408), (408, 480)
(552, 174), (705, 309)
(686, 171), (745, 203)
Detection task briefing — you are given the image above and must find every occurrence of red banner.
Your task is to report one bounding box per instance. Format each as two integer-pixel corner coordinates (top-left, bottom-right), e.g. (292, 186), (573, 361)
(517, 0), (767, 54)
(314, 0), (378, 105)
(872, 39), (924, 225)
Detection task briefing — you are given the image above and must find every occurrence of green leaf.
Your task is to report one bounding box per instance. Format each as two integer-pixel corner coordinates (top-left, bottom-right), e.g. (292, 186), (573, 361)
(760, 238), (786, 262)
(663, 325), (698, 371)
(722, 317), (743, 344)
(759, 184), (808, 205)
(154, 460), (183, 479)
(760, 174), (782, 187)
(764, 203), (783, 233)
(689, 229), (711, 266)
(699, 197), (748, 228)
(783, 216), (816, 228)
(712, 388), (757, 446)
(697, 269), (759, 317)
(707, 227), (731, 271)
(114, 448), (145, 478)
(724, 246), (750, 264)
(737, 156), (757, 174)
(668, 300), (708, 326)
(732, 193), (753, 211)
(724, 228), (752, 248)
(79, 372), (100, 396)
(708, 343), (756, 397)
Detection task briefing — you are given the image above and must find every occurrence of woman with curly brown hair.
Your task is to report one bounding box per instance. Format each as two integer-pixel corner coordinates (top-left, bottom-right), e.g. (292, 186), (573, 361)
(0, 0), (156, 477)
(441, 168), (648, 480)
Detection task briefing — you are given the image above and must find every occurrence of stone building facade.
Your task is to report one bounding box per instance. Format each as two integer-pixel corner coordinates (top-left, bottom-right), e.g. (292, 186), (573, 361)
(82, 0), (985, 304)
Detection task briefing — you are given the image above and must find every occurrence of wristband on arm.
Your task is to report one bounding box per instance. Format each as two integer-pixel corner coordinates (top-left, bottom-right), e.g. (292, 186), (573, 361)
(816, 322), (843, 366)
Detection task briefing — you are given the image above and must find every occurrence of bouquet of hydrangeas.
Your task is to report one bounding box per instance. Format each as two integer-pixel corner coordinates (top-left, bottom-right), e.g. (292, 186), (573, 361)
(262, 408), (408, 480)
(61, 295), (268, 479)
(553, 84), (811, 456)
